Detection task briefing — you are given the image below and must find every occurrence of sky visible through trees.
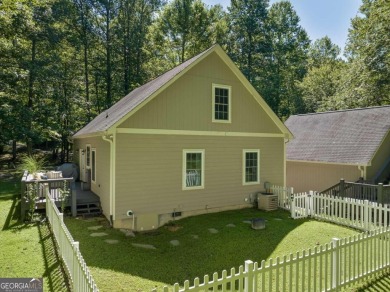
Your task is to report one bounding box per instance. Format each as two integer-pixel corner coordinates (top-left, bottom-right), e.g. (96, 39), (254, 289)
(0, 0), (389, 159)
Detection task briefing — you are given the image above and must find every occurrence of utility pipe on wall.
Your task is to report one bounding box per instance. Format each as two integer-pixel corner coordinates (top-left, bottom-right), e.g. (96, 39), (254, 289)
(102, 134), (114, 226)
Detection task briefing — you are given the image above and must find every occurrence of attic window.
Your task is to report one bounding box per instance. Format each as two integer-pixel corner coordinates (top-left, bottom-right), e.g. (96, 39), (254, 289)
(212, 84), (231, 123)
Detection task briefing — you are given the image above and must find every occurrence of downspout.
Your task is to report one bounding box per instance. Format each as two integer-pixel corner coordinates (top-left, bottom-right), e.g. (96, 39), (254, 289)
(358, 165), (366, 180)
(284, 137), (290, 188)
(102, 134), (114, 226)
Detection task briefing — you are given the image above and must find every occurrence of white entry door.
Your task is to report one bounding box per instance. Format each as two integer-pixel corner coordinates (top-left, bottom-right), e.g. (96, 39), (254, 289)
(79, 149), (86, 182)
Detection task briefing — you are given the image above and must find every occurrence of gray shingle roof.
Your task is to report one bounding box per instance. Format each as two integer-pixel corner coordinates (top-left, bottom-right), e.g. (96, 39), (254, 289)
(73, 45), (215, 138)
(285, 106), (390, 165)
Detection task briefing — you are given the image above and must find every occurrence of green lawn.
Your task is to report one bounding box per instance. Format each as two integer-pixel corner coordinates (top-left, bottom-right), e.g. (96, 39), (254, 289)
(0, 176), (70, 292)
(1, 171), (388, 292)
(65, 209), (363, 291)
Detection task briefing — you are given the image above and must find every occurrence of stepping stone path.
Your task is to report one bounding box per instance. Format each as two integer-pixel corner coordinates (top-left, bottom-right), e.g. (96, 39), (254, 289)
(208, 228), (219, 234)
(132, 243), (156, 250)
(243, 220), (252, 224)
(191, 235), (199, 239)
(226, 224), (236, 228)
(170, 240), (180, 246)
(120, 229), (135, 237)
(90, 232), (108, 237)
(105, 239), (119, 244)
(88, 225), (103, 231)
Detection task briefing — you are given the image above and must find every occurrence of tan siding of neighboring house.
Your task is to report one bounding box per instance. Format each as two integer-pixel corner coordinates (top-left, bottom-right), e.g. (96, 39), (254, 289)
(287, 161), (361, 193)
(114, 134), (284, 229)
(118, 52), (281, 135)
(366, 131), (390, 181)
(73, 137), (111, 218)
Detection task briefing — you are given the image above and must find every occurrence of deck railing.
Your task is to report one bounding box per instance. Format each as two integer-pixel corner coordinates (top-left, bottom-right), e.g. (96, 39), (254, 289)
(322, 179), (390, 204)
(45, 186), (99, 292)
(21, 174), (77, 221)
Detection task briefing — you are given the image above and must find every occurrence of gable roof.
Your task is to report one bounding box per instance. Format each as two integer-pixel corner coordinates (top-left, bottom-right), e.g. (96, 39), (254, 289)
(73, 44), (292, 139)
(285, 106), (390, 165)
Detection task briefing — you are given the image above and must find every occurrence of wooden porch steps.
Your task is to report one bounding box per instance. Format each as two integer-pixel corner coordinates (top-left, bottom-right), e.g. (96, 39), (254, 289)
(76, 202), (102, 217)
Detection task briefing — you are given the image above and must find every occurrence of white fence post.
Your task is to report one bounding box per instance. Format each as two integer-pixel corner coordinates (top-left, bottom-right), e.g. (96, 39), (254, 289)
(73, 242), (80, 291)
(332, 238), (340, 290)
(290, 193), (295, 219)
(244, 260), (255, 292)
(364, 200), (369, 231)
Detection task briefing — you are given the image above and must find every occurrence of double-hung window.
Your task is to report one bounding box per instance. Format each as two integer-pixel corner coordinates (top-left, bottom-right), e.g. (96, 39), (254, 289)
(212, 84), (231, 123)
(243, 150), (260, 185)
(91, 148), (96, 184)
(183, 150), (204, 190)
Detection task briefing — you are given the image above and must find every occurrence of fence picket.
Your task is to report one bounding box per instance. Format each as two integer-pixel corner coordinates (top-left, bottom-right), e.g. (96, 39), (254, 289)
(45, 189), (98, 291)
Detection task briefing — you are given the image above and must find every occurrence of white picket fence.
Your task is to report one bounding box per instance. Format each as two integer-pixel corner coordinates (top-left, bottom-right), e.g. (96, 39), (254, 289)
(291, 191), (390, 231)
(271, 185), (293, 211)
(45, 187), (99, 291)
(154, 189), (390, 292)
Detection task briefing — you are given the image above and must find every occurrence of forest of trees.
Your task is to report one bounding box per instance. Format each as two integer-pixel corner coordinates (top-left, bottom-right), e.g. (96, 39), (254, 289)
(0, 0), (389, 161)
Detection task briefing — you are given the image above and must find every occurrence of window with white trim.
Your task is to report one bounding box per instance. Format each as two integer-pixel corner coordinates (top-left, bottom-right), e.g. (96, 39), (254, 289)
(91, 148), (96, 183)
(183, 150), (204, 190)
(212, 84), (231, 122)
(86, 144), (91, 169)
(243, 150), (260, 185)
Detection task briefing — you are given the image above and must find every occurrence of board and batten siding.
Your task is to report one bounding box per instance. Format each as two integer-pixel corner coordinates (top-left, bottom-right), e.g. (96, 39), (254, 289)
(118, 52), (281, 135)
(73, 137), (111, 217)
(114, 134), (284, 228)
(287, 161), (361, 193)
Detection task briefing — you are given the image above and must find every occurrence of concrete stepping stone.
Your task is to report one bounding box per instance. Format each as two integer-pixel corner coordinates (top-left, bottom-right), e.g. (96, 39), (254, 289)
(191, 235), (199, 239)
(226, 224), (236, 228)
(274, 218), (282, 221)
(105, 239), (119, 244)
(88, 225), (103, 231)
(120, 229), (135, 237)
(90, 232), (108, 237)
(208, 228), (219, 234)
(170, 240), (180, 246)
(132, 243), (156, 250)
(243, 220), (252, 224)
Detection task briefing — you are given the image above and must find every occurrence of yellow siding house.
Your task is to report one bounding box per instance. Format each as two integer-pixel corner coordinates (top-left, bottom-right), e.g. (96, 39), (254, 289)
(72, 45), (292, 231)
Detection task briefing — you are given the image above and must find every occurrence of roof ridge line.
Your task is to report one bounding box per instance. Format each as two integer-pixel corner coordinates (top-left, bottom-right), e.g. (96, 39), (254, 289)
(292, 105), (390, 117)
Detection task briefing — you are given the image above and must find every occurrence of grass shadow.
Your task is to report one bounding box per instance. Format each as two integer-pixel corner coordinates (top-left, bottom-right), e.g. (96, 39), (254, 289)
(65, 208), (311, 289)
(356, 269), (390, 291)
(37, 222), (71, 292)
(1, 195), (20, 231)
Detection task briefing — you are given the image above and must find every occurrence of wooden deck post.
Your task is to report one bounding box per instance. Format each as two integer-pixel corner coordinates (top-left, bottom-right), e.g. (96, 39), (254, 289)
(377, 183), (384, 205)
(340, 179), (345, 197)
(71, 182), (77, 217)
(20, 171), (28, 222)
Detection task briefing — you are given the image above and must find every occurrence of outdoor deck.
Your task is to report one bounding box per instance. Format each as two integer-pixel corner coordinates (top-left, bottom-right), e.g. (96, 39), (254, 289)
(21, 172), (102, 219)
(45, 182), (102, 216)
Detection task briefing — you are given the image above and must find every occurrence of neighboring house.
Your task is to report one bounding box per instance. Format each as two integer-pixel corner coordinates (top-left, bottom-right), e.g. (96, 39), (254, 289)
(285, 106), (390, 193)
(72, 45), (292, 231)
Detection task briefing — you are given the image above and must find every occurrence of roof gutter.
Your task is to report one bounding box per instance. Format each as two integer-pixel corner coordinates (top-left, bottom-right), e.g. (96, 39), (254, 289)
(102, 134), (115, 226)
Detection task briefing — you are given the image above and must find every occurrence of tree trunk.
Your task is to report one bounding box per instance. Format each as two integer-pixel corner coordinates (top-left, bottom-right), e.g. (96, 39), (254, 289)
(105, 3), (112, 108)
(12, 140), (17, 161)
(27, 38), (36, 156)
